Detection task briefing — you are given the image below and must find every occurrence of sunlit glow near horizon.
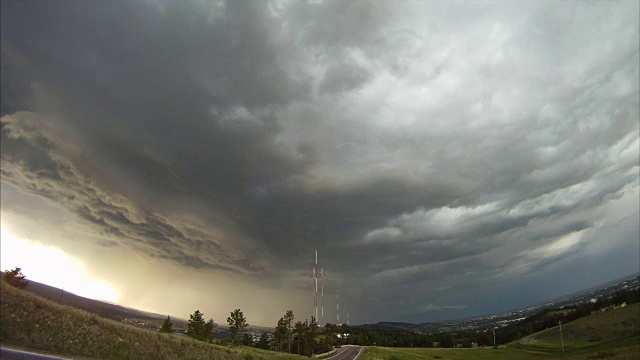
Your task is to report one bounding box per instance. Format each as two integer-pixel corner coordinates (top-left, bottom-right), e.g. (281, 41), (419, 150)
(1, 226), (120, 303)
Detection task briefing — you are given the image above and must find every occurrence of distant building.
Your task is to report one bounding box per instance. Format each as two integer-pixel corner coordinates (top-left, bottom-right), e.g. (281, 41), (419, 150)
(471, 342), (479, 348)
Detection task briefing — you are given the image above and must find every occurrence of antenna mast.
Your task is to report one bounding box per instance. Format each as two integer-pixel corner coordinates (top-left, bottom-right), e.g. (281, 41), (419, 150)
(321, 268), (324, 325)
(314, 250), (318, 321)
(337, 293), (340, 324)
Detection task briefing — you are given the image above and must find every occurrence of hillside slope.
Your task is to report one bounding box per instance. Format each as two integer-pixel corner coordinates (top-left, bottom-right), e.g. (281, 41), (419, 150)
(510, 303), (639, 359)
(0, 278), (301, 360)
(22, 279), (163, 321)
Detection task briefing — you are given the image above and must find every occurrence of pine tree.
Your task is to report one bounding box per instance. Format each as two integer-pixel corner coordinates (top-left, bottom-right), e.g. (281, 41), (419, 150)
(227, 309), (248, 345)
(283, 310), (295, 353)
(187, 310), (216, 341)
(160, 315), (173, 333)
(307, 316), (319, 355)
(294, 320), (305, 355)
(255, 332), (270, 349)
(242, 333), (253, 346)
(274, 317), (287, 351)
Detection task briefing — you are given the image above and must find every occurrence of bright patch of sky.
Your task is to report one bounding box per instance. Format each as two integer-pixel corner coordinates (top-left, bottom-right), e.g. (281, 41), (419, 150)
(1, 227), (120, 303)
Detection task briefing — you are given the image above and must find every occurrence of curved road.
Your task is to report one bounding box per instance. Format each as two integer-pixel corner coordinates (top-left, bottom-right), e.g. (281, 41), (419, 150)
(327, 346), (365, 360)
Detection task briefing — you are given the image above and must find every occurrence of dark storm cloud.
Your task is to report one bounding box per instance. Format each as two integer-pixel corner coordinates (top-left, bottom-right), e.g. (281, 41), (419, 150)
(1, 0), (638, 323)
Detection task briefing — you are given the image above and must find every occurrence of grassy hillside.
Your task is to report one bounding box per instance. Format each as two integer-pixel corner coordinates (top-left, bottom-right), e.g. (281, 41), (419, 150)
(360, 346), (545, 360)
(510, 302), (639, 359)
(359, 304), (639, 360)
(0, 278), (301, 360)
(531, 303), (639, 345)
(359, 344), (639, 360)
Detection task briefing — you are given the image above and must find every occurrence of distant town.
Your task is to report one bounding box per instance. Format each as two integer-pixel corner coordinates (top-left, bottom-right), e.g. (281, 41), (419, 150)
(358, 273), (639, 335)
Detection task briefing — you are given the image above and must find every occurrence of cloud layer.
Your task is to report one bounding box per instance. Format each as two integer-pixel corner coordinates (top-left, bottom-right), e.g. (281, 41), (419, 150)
(1, 0), (638, 324)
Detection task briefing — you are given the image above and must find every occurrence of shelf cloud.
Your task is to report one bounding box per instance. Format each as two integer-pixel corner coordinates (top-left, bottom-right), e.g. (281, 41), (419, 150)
(1, 0), (638, 325)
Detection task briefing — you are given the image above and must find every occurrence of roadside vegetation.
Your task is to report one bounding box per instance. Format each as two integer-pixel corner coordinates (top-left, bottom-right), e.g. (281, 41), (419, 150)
(264, 311), (335, 356)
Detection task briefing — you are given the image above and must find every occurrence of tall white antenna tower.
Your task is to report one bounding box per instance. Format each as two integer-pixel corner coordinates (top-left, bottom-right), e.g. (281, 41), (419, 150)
(321, 268), (324, 325)
(336, 293), (340, 324)
(313, 250), (318, 321)
(347, 313), (349, 326)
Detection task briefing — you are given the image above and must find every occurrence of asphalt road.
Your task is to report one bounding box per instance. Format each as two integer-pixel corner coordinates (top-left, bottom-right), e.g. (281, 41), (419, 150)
(1, 346), (365, 360)
(326, 346), (365, 360)
(0, 348), (69, 360)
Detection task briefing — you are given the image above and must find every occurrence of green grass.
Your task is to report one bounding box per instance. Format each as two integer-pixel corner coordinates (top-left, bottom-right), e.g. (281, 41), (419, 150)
(511, 303), (640, 356)
(359, 346), (547, 360)
(360, 342), (639, 360)
(359, 304), (639, 360)
(0, 278), (303, 360)
(545, 309), (576, 318)
(538, 303), (639, 344)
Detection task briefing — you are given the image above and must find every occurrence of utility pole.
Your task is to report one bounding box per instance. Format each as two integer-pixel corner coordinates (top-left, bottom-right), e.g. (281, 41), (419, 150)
(559, 321), (564, 353)
(492, 329), (496, 347)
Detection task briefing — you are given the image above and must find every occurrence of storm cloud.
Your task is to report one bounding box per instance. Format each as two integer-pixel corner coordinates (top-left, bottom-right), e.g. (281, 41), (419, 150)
(1, 0), (638, 324)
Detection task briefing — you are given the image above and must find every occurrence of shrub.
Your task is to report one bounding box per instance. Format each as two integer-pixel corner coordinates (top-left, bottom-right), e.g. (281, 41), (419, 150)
(3, 268), (28, 289)
(590, 350), (617, 359)
(588, 335), (602, 342)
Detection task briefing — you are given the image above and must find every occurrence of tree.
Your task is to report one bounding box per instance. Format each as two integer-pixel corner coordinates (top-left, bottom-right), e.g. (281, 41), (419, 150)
(3, 267), (28, 289)
(294, 321), (305, 355)
(227, 308), (248, 345)
(308, 316), (319, 355)
(283, 310), (295, 353)
(439, 334), (454, 348)
(160, 315), (174, 333)
(255, 332), (270, 349)
(187, 310), (216, 342)
(242, 333), (253, 346)
(274, 316), (287, 351)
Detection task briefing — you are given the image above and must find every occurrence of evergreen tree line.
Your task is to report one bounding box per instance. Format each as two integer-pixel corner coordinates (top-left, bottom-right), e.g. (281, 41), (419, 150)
(257, 311), (333, 356)
(159, 308), (247, 346)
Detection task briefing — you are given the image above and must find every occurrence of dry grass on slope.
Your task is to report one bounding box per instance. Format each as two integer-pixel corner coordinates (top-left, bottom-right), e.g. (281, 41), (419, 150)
(0, 278), (300, 360)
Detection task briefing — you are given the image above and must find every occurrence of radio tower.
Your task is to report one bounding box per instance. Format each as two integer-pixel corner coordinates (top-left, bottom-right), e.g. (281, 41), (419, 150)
(337, 293), (340, 324)
(321, 268), (324, 325)
(313, 250), (318, 321)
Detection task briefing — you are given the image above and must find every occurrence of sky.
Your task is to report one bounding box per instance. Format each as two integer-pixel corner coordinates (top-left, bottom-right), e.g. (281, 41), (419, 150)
(1, 0), (638, 327)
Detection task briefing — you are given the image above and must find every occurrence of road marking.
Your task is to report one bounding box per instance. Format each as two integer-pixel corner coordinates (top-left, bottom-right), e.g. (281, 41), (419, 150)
(353, 346), (365, 360)
(328, 346), (362, 360)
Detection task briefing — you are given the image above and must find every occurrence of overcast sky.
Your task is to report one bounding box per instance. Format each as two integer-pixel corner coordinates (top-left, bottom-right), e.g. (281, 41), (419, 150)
(1, 0), (638, 326)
